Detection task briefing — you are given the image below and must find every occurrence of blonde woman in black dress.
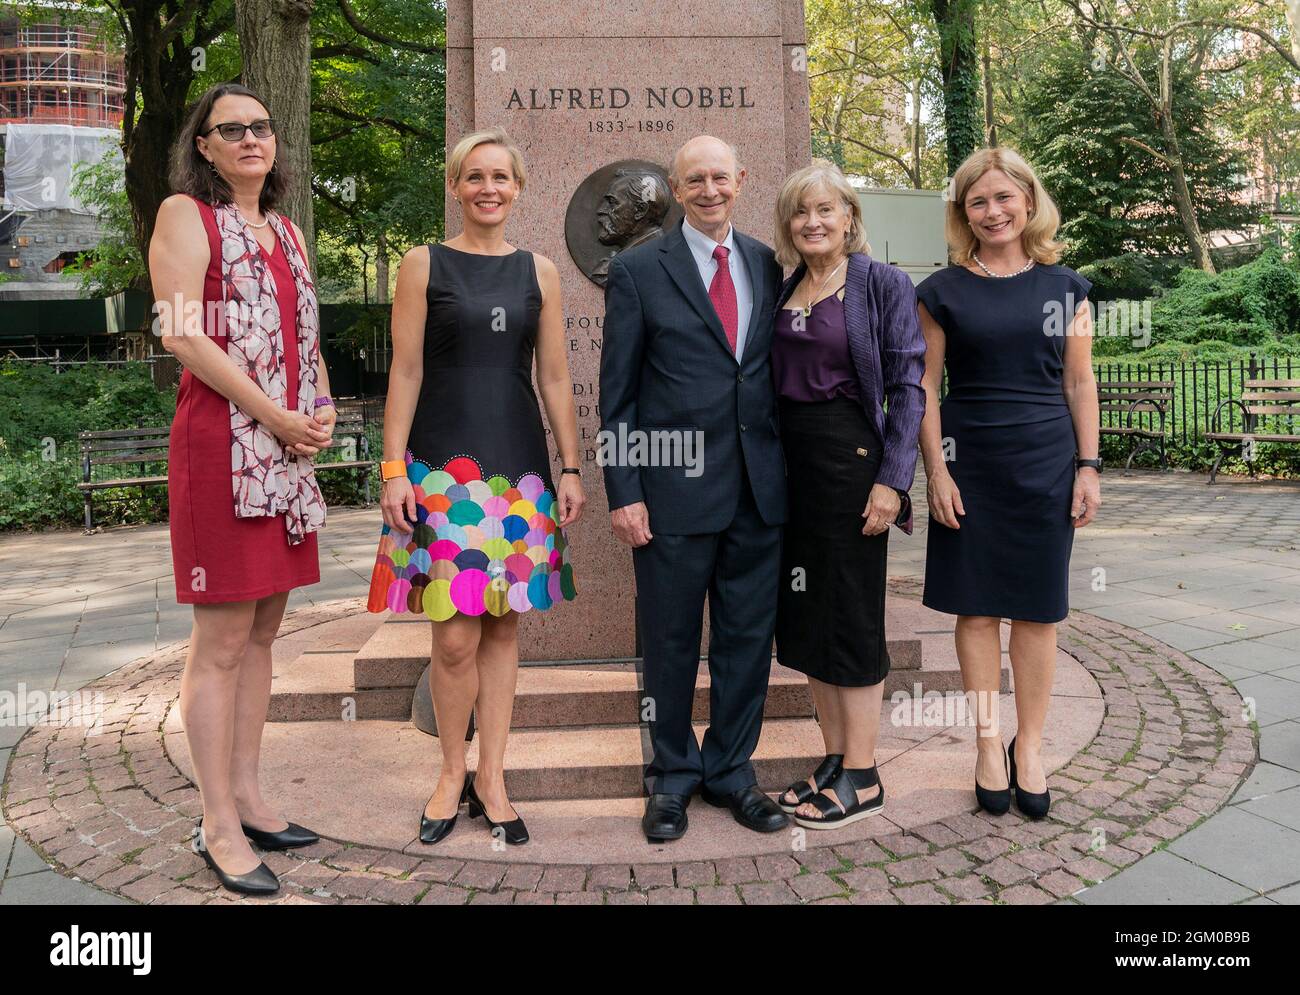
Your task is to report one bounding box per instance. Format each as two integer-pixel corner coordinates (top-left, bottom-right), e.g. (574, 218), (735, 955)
(366, 127), (585, 845)
(917, 147), (1100, 821)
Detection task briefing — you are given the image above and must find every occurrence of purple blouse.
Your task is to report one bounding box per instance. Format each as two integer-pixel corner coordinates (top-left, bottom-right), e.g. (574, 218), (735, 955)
(772, 291), (860, 403)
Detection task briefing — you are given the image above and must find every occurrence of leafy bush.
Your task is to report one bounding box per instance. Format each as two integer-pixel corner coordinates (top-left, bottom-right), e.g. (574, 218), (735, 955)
(1149, 250), (1300, 348)
(1077, 253), (1184, 303)
(0, 361), (175, 459)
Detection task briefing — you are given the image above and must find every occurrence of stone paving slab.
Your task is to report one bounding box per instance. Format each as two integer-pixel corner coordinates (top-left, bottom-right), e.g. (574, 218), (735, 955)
(3, 470), (1296, 904)
(0, 580), (1257, 905)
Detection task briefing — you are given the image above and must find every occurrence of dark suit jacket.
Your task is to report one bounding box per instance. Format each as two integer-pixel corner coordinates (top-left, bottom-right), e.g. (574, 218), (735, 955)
(777, 252), (925, 533)
(599, 219), (787, 534)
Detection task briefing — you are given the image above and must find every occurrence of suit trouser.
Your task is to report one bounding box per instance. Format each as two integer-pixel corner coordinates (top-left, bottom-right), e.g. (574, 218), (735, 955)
(632, 476), (782, 796)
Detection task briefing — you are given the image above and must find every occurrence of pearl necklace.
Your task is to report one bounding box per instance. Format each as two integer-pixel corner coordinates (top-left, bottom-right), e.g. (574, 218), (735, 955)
(973, 253), (1034, 278)
(238, 208), (270, 230)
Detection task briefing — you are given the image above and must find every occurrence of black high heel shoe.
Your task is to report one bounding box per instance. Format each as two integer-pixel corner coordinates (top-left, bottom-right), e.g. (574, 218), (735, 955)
(419, 773), (471, 845)
(241, 820), (320, 850)
(195, 825), (280, 896)
(1009, 736), (1051, 820)
(466, 777), (529, 845)
(975, 742), (1011, 815)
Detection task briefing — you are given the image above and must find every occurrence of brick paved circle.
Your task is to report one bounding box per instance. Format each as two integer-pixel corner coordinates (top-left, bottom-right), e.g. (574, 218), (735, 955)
(0, 580), (1258, 905)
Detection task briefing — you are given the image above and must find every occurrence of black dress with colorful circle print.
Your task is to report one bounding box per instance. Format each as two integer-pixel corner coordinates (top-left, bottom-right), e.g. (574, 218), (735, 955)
(366, 243), (577, 620)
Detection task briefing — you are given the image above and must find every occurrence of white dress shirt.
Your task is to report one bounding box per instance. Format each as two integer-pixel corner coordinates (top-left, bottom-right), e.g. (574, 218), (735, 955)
(681, 217), (754, 362)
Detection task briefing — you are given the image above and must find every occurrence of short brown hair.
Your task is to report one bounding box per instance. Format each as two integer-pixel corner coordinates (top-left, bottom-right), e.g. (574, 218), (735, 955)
(169, 83), (290, 212)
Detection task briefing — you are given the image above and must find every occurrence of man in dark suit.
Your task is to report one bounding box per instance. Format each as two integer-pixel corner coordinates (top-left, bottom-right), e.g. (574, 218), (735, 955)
(599, 135), (788, 842)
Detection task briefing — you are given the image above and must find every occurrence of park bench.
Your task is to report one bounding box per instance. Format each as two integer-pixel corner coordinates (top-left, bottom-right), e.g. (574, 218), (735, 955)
(1096, 379), (1174, 471)
(77, 413), (375, 531)
(1206, 379), (1300, 484)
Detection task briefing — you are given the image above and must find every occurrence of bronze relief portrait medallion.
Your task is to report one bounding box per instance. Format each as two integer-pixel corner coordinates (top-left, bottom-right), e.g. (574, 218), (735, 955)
(565, 159), (682, 286)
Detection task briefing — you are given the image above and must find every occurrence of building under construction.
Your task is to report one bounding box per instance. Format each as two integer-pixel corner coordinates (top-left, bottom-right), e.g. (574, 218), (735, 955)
(0, 7), (124, 308)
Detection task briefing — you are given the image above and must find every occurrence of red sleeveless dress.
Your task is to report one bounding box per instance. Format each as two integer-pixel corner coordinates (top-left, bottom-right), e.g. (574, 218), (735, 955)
(168, 195), (321, 604)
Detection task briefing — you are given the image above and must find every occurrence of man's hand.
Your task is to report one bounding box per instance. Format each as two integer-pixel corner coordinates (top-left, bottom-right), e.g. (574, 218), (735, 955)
(611, 501), (653, 547)
(862, 483), (900, 536)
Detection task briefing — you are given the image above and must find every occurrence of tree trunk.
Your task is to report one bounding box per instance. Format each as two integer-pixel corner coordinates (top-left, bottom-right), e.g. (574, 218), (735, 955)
(120, 3), (230, 355)
(1156, 39), (1215, 274)
(981, 33), (997, 146)
(376, 232), (390, 304)
(1158, 113), (1215, 274)
(910, 78), (922, 188)
(1286, 0), (1300, 67)
(236, 0), (316, 268)
(930, 0), (983, 173)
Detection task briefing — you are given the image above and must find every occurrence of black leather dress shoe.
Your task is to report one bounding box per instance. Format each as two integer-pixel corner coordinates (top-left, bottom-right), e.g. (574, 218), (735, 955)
(642, 793), (690, 843)
(466, 778), (529, 845)
(195, 827), (280, 896)
(701, 785), (789, 833)
(241, 820), (320, 850)
(420, 776), (471, 845)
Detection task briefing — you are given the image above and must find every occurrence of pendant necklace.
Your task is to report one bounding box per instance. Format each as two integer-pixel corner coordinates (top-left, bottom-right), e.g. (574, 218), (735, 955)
(801, 257), (847, 317)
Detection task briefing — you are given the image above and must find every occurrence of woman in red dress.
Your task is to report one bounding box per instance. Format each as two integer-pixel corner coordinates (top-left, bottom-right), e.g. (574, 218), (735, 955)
(150, 83), (334, 895)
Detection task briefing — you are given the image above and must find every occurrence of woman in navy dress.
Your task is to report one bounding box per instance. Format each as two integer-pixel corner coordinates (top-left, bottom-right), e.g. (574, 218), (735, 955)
(916, 147), (1100, 820)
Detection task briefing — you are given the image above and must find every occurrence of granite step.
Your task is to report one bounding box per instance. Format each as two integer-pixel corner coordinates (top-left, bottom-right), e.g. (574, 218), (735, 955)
(489, 717), (830, 800)
(352, 615), (922, 690)
(268, 650), (989, 725)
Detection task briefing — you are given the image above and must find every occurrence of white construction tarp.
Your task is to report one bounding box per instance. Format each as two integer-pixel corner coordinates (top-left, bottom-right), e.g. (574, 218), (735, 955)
(1, 124), (121, 213)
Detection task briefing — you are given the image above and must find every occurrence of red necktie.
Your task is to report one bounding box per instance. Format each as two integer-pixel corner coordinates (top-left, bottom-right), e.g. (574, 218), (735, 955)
(708, 244), (739, 355)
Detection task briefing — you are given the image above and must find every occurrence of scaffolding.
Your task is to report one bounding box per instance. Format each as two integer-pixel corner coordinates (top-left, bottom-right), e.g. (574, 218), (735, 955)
(0, 18), (125, 129)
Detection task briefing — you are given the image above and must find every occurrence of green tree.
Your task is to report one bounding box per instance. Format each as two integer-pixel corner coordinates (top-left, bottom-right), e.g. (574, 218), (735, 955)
(1018, 39), (1255, 266)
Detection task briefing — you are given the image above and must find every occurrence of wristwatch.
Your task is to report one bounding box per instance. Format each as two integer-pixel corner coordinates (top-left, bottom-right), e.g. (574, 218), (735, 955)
(1076, 458), (1103, 473)
(380, 459), (408, 482)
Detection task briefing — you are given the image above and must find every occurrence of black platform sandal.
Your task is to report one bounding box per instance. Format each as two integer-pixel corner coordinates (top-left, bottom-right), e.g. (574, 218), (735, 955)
(793, 765), (885, 830)
(779, 754), (844, 814)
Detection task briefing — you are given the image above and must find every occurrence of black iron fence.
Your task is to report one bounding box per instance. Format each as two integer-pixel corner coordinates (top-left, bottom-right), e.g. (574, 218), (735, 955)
(1092, 354), (1297, 446)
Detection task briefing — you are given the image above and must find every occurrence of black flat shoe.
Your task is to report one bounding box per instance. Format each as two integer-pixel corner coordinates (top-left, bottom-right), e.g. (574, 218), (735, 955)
(195, 826), (280, 896)
(793, 766), (885, 830)
(779, 754), (844, 814)
(1009, 736), (1051, 820)
(419, 774), (471, 845)
(701, 784), (789, 833)
(466, 777), (529, 845)
(642, 792), (690, 842)
(241, 820), (320, 850)
(975, 742), (1011, 816)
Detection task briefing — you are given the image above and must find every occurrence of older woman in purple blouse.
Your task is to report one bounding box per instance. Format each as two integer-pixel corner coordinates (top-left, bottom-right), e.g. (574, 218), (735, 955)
(771, 162), (925, 830)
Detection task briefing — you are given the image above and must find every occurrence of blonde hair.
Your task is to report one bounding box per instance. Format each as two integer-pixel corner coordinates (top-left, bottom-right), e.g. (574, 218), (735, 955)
(446, 126), (527, 193)
(946, 146), (1063, 265)
(774, 161), (870, 269)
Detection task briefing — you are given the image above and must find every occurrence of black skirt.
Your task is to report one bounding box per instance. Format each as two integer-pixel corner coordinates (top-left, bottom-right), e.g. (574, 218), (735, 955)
(774, 395), (890, 687)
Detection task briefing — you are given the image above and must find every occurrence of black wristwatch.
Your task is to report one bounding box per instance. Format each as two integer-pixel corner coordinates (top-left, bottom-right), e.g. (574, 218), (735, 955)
(1076, 458), (1103, 473)
(560, 466), (581, 476)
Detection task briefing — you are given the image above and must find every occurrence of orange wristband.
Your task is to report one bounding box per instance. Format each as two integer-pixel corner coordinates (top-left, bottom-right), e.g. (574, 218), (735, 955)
(380, 459), (408, 482)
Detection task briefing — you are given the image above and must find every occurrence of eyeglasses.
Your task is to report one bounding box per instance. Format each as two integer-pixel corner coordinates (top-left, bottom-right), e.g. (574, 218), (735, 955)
(203, 118), (275, 142)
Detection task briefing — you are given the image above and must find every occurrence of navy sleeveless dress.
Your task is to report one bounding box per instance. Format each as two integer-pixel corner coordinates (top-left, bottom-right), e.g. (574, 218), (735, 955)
(916, 263), (1091, 623)
(365, 243), (578, 620)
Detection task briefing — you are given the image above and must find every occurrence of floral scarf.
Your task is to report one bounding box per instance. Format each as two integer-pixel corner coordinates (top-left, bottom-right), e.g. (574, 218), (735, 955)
(213, 201), (326, 545)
